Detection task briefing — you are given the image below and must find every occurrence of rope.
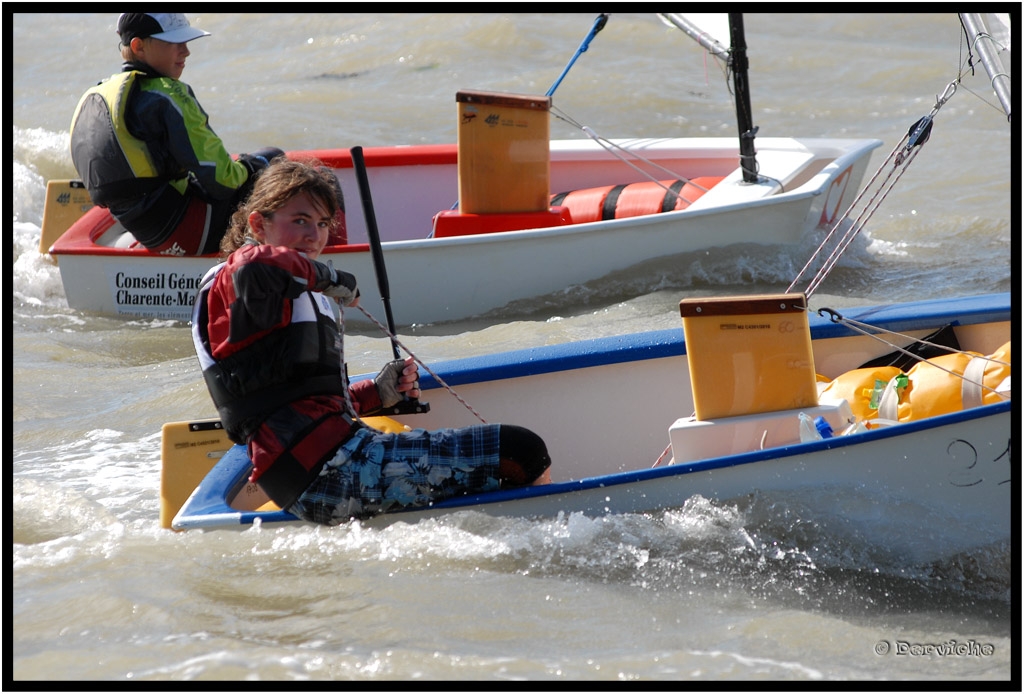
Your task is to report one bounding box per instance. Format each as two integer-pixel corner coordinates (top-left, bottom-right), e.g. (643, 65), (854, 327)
(340, 303), (490, 424)
(651, 443), (673, 468)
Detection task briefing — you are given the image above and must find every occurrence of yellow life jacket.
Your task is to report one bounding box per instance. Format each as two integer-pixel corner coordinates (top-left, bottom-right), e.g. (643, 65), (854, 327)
(69, 70), (178, 206)
(819, 342), (1010, 424)
(874, 342), (1011, 422)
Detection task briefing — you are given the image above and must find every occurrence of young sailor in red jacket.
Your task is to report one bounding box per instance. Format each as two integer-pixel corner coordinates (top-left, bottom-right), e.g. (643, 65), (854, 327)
(191, 159), (551, 524)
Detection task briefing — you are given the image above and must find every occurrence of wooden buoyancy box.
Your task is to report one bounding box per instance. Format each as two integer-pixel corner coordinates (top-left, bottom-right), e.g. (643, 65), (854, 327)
(40, 179), (94, 256)
(160, 418), (232, 529)
(679, 293), (818, 420)
(456, 90), (551, 214)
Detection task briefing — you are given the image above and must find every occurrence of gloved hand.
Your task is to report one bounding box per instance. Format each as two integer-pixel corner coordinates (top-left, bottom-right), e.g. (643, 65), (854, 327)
(313, 259), (359, 306)
(374, 357), (420, 408)
(237, 152), (270, 177)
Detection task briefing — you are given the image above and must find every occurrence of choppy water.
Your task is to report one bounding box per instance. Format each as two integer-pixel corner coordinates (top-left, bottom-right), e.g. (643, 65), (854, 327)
(11, 12), (1013, 683)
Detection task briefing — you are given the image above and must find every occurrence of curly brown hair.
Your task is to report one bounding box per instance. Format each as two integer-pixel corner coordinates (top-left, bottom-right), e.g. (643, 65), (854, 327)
(219, 158), (341, 257)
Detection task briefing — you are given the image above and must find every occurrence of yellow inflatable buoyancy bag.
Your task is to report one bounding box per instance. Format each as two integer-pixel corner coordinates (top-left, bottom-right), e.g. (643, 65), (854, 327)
(817, 366), (903, 421)
(879, 341), (1011, 422)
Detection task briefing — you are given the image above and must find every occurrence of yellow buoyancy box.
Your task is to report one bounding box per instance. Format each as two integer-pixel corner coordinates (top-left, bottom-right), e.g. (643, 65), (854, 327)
(40, 179), (94, 256)
(679, 293), (818, 420)
(456, 90), (550, 214)
(160, 418), (233, 529)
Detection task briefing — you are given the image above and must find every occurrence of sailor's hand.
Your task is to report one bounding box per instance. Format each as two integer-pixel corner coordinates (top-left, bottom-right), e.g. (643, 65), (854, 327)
(323, 280), (359, 307)
(314, 259), (359, 306)
(237, 152), (270, 177)
(374, 357), (420, 408)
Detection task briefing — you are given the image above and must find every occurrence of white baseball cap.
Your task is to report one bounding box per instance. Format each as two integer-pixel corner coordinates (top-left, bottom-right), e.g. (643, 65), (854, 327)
(117, 13), (210, 44)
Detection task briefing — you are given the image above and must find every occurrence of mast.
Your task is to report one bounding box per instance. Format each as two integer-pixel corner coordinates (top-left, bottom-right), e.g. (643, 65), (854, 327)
(728, 13), (759, 183)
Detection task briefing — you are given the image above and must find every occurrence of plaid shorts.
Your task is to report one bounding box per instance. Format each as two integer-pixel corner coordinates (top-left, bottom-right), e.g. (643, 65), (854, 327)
(288, 424), (503, 525)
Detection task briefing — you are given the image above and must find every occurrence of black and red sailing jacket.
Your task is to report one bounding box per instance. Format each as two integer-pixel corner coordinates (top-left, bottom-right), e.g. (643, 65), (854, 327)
(191, 243), (381, 507)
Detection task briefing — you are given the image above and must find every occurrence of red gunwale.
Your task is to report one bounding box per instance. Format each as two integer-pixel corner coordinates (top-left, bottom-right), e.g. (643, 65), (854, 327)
(288, 144), (457, 170)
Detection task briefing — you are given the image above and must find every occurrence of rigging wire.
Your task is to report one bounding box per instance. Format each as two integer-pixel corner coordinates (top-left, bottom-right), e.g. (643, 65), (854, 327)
(787, 81), (958, 299)
(550, 107), (716, 201)
(546, 14), (740, 200)
(793, 16), (1010, 298)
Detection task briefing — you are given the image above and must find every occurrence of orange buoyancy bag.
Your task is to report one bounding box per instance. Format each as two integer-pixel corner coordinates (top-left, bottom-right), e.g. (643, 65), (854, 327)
(817, 365), (903, 421)
(550, 177), (723, 224)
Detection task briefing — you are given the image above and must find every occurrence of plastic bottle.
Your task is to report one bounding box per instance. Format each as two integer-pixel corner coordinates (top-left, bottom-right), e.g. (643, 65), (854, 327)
(867, 379), (887, 410)
(814, 416), (834, 439)
(798, 412), (821, 442)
